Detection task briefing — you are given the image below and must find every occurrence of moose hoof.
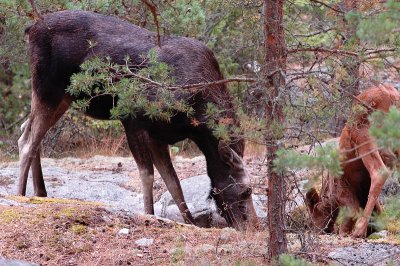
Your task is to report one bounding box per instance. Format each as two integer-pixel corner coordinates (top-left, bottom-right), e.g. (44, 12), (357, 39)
(351, 219), (368, 238)
(34, 191), (48, 197)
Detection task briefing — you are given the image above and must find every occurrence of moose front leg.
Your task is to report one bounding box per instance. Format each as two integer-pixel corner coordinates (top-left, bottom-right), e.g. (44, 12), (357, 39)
(148, 140), (195, 225)
(351, 141), (387, 238)
(122, 125), (156, 215)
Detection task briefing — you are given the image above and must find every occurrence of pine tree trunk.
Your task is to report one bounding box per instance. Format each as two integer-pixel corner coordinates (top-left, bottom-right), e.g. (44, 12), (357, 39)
(263, 0), (288, 259)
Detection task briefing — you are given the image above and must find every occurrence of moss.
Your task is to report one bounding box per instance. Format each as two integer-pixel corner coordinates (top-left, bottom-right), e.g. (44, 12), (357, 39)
(234, 260), (257, 266)
(6, 195), (106, 206)
(171, 240), (186, 264)
(387, 220), (400, 235)
(395, 235), (400, 244)
(0, 209), (21, 222)
(71, 224), (88, 235)
(367, 233), (383, 240)
(55, 207), (79, 219)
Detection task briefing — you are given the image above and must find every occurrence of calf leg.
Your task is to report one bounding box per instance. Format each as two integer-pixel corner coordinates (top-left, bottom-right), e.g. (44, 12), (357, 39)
(17, 94), (70, 196)
(123, 126), (155, 214)
(148, 139), (195, 225)
(351, 142), (387, 238)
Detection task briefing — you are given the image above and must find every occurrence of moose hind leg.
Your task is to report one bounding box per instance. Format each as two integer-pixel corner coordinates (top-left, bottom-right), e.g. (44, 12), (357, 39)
(31, 148), (47, 197)
(18, 118), (34, 196)
(149, 140), (195, 225)
(17, 95), (70, 196)
(20, 119), (46, 196)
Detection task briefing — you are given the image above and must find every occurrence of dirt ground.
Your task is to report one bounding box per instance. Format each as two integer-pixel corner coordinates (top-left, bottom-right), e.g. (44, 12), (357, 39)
(0, 202), (271, 265)
(0, 154), (400, 265)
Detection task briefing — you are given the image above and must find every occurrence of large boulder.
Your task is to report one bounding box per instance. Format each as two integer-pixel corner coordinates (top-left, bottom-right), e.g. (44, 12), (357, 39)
(154, 174), (267, 228)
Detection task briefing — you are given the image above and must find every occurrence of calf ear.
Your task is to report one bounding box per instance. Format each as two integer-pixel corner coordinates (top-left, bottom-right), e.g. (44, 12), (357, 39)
(218, 141), (243, 170)
(306, 188), (321, 209)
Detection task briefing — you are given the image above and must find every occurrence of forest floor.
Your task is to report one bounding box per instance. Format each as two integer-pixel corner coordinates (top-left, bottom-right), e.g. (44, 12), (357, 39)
(0, 154), (399, 265)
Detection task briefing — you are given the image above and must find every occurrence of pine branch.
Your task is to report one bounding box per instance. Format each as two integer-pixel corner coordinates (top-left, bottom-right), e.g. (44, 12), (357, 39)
(309, 0), (344, 14)
(122, 64), (256, 90)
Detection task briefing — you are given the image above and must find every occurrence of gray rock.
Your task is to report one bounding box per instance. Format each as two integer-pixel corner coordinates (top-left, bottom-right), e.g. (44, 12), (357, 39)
(0, 257), (39, 266)
(135, 238), (154, 247)
(217, 244), (233, 254)
(0, 158), (144, 213)
(195, 244), (215, 254)
(118, 228), (130, 235)
(0, 157), (268, 228)
(154, 174), (267, 227)
(219, 227), (237, 243)
(328, 242), (400, 265)
(368, 230), (389, 239)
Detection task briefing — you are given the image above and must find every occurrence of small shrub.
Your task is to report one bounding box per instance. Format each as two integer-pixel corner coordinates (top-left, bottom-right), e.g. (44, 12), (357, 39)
(279, 254), (313, 266)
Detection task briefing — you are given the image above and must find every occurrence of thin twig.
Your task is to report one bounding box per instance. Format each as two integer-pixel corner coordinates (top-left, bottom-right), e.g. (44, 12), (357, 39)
(288, 47), (358, 56)
(123, 66), (256, 90)
(5, 113), (29, 131)
(309, 0), (344, 14)
(141, 0), (161, 47)
(365, 48), (398, 56)
(293, 27), (335, 38)
(28, 0), (43, 20)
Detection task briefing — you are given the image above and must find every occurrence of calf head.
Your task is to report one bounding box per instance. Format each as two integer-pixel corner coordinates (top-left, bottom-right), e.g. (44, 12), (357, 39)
(356, 84), (400, 116)
(306, 188), (338, 233)
(209, 142), (259, 230)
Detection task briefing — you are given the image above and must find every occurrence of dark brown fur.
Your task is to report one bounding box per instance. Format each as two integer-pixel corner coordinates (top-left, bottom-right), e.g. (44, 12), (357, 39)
(306, 84), (400, 237)
(18, 10), (259, 230)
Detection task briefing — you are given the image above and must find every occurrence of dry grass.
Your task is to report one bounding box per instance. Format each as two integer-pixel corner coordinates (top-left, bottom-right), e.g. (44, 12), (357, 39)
(244, 141), (266, 158)
(1, 202), (382, 265)
(0, 204), (271, 265)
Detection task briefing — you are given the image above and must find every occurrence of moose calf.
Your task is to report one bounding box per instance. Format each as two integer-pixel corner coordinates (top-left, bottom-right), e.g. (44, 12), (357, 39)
(306, 84), (400, 238)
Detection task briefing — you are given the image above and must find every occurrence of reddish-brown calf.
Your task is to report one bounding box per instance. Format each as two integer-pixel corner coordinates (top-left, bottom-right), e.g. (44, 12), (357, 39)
(306, 84), (399, 238)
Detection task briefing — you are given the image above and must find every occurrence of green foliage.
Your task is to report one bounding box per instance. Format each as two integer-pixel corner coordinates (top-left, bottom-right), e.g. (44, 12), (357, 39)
(279, 254), (313, 266)
(274, 144), (343, 176)
(335, 206), (361, 228)
(369, 107), (400, 152)
(1, 0), (399, 167)
(160, 0), (206, 37)
(68, 49), (195, 123)
(373, 197), (400, 236)
(357, 0), (400, 46)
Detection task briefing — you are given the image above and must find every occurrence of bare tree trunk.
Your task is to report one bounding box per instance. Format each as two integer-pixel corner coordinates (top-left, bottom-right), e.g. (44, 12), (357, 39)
(263, 0), (288, 259)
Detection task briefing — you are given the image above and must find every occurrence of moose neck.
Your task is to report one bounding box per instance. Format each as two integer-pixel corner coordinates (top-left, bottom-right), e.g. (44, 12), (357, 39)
(192, 133), (231, 187)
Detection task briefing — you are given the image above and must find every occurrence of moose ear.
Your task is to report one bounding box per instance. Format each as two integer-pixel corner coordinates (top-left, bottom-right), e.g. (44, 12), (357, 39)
(218, 141), (243, 170)
(305, 188), (321, 209)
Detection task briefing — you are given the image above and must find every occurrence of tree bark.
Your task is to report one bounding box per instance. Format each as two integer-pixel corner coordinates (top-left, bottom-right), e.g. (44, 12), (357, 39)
(263, 0), (288, 259)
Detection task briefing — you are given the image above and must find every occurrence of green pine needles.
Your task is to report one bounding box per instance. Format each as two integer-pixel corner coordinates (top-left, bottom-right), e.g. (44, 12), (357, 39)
(67, 49), (194, 122)
(370, 106), (400, 152)
(274, 144), (343, 177)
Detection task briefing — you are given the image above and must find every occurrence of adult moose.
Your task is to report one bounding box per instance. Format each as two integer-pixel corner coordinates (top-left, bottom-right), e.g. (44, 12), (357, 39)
(19, 10), (259, 230)
(306, 84), (399, 238)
